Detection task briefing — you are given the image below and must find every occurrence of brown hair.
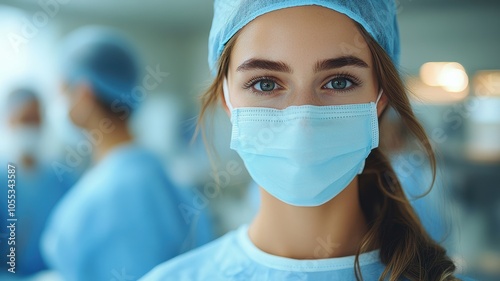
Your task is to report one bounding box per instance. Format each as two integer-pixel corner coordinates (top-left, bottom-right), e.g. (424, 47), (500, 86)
(354, 24), (458, 281)
(197, 24), (458, 281)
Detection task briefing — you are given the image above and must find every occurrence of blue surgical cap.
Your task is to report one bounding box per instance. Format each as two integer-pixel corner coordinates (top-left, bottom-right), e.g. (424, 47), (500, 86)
(61, 26), (140, 111)
(208, 0), (400, 75)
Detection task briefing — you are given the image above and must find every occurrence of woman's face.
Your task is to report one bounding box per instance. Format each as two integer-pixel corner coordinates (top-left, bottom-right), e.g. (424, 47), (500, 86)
(227, 6), (384, 111)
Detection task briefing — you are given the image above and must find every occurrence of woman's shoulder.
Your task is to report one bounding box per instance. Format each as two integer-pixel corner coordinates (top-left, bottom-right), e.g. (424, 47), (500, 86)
(140, 228), (241, 281)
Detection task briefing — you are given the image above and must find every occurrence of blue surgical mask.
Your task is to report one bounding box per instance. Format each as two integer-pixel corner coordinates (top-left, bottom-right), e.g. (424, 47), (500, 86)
(224, 78), (382, 206)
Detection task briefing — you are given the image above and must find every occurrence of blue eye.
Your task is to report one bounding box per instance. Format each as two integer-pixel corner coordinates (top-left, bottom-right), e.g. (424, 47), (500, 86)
(324, 77), (354, 90)
(253, 79), (277, 92)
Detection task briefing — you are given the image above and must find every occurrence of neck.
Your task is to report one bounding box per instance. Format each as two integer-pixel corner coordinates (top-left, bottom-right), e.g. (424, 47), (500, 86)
(90, 120), (133, 163)
(248, 177), (369, 259)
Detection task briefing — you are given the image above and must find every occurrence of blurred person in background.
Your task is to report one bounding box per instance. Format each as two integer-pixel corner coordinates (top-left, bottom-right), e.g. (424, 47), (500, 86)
(0, 88), (75, 279)
(40, 26), (213, 281)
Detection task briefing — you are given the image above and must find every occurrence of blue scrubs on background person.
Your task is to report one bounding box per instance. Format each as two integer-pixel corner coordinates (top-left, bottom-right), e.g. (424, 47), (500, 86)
(41, 144), (203, 281)
(40, 26), (213, 281)
(0, 89), (76, 278)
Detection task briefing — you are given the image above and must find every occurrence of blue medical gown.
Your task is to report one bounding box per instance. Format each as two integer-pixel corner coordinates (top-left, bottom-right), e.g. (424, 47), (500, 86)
(41, 144), (213, 281)
(141, 225), (386, 281)
(0, 159), (74, 276)
(141, 225), (476, 281)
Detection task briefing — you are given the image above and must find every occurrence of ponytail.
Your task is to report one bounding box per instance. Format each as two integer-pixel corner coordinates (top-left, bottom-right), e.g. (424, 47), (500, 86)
(354, 24), (458, 281)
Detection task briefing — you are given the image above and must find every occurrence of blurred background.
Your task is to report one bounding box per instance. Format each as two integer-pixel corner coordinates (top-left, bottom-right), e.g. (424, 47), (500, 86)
(0, 0), (498, 280)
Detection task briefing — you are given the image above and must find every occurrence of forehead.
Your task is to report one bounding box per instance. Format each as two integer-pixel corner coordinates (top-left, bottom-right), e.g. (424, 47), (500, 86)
(231, 5), (372, 69)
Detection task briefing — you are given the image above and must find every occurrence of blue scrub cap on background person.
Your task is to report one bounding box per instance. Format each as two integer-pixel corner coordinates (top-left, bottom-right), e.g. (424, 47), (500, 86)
(208, 0), (400, 75)
(60, 26), (140, 111)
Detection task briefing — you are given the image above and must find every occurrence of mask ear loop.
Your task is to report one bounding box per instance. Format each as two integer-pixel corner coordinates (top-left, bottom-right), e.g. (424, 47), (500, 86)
(375, 89), (383, 105)
(222, 77), (233, 112)
(359, 89), (384, 175)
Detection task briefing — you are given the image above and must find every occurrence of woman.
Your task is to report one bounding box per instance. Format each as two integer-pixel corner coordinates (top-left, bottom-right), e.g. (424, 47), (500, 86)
(142, 1), (464, 280)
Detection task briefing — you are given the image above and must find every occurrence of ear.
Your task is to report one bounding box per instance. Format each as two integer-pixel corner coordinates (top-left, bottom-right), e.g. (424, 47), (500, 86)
(77, 82), (98, 111)
(220, 78), (231, 117)
(69, 82), (98, 127)
(221, 93), (230, 117)
(376, 93), (389, 117)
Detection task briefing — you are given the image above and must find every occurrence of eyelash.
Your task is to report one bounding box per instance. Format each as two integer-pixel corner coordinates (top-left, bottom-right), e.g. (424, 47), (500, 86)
(322, 72), (362, 92)
(242, 76), (282, 95)
(242, 73), (362, 95)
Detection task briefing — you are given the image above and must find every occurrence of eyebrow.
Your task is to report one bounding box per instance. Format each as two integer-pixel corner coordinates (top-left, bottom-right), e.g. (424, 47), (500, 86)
(314, 56), (369, 72)
(236, 59), (292, 73)
(236, 55), (369, 73)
